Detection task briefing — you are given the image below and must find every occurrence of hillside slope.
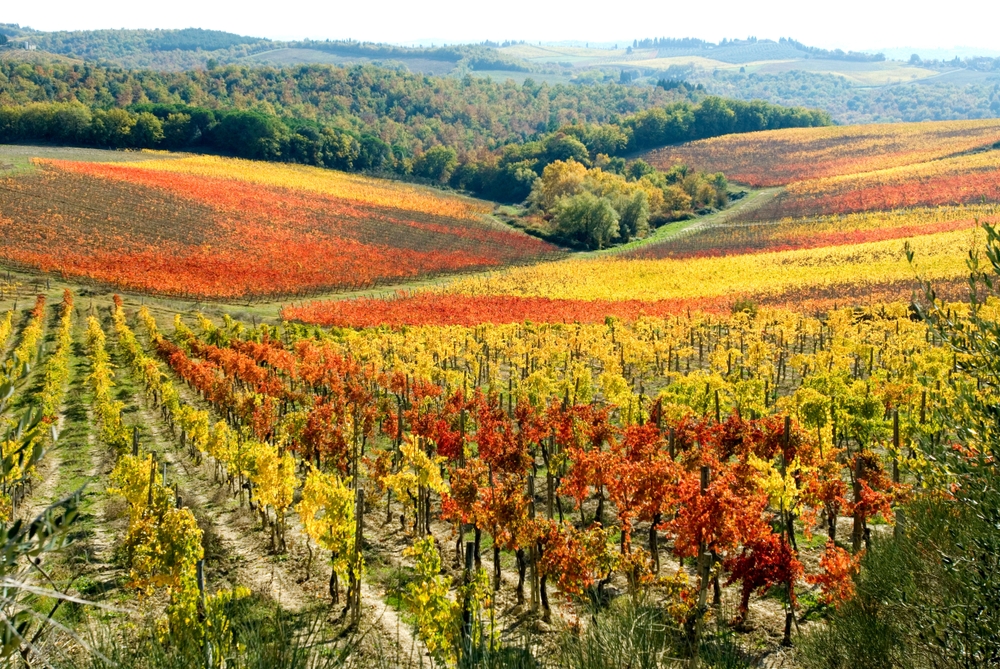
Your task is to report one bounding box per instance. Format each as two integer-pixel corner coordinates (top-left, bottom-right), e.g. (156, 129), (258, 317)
(640, 119), (1000, 186)
(0, 147), (556, 299)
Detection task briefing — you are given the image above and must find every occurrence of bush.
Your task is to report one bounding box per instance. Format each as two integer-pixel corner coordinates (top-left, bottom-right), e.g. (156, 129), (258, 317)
(62, 597), (369, 669)
(801, 224), (1000, 668)
(614, 190), (650, 242)
(731, 298), (758, 318)
(556, 597), (757, 669)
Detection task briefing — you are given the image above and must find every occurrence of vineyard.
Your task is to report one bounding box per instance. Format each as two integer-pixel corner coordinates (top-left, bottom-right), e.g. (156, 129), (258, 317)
(0, 153), (557, 300)
(630, 206), (994, 261)
(731, 151), (1000, 221)
(286, 215), (982, 327)
(640, 119), (1000, 187)
(0, 269), (992, 667)
(1, 116), (1000, 669)
(279, 120), (1000, 330)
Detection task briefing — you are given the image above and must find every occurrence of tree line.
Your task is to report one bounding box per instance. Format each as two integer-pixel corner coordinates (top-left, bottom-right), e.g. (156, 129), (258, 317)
(0, 92), (826, 204)
(449, 96), (827, 203)
(0, 59), (822, 155)
(1, 27), (542, 73)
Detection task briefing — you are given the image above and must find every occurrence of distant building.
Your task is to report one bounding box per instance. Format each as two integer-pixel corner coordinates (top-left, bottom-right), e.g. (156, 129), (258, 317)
(24, 42), (37, 51)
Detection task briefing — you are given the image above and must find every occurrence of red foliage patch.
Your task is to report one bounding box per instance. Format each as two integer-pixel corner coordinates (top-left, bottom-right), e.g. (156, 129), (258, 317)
(0, 161), (555, 299)
(282, 293), (729, 327)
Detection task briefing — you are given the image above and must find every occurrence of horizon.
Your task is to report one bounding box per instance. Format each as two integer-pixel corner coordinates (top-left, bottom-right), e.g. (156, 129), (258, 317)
(5, 25), (1000, 63)
(3, 0), (998, 58)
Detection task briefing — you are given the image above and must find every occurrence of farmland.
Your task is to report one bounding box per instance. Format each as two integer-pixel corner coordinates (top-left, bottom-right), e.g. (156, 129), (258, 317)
(287, 204), (987, 327)
(0, 150), (556, 300)
(496, 41), (944, 88)
(732, 150), (1000, 220)
(1, 115), (1000, 669)
(640, 119), (1000, 187)
(0, 276), (989, 668)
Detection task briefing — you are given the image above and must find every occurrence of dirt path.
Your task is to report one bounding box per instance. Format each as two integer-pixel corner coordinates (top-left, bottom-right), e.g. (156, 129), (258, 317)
(85, 414), (121, 578)
(63, 330), (123, 584)
(18, 442), (63, 522)
(127, 375), (431, 665)
(135, 396), (312, 612)
(19, 315), (77, 522)
(282, 505), (429, 664)
(662, 186), (785, 237)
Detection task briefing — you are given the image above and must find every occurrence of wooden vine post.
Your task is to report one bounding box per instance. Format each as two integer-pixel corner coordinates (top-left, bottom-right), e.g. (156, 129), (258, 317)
(527, 475), (539, 613)
(350, 486), (363, 627)
(461, 541), (475, 657)
(892, 408), (905, 536)
(852, 455), (865, 553)
(691, 464), (711, 668)
(781, 416), (795, 646)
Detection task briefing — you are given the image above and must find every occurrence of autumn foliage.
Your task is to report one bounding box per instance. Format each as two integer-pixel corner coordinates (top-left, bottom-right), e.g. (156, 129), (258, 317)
(642, 119), (1000, 187)
(0, 156), (556, 299)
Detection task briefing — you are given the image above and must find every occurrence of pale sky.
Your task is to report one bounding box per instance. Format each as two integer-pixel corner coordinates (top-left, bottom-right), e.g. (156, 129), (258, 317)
(4, 0), (998, 54)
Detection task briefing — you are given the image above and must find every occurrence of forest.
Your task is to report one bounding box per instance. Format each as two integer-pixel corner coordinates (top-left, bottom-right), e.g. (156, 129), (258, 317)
(2, 25), (998, 124)
(0, 60), (698, 150)
(703, 70), (1000, 123)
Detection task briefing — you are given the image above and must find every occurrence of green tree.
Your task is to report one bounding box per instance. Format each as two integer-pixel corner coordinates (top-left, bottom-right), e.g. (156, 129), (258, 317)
(356, 134), (391, 170)
(554, 191), (620, 250)
(626, 159), (655, 181)
(131, 111), (164, 147)
(413, 145), (458, 183)
(541, 133), (590, 166)
(162, 112), (195, 148)
(595, 154), (627, 175)
(90, 108), (136, 148)
(613, 189), (650, 242)
(50, 103), (93, 143)
(212, 111), (287, 160)
(692, 96), (738, 138)
(561, 123), (631, 156)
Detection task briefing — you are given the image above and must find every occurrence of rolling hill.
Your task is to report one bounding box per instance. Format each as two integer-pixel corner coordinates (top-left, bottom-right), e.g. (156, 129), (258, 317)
(0, 146), (556, 299)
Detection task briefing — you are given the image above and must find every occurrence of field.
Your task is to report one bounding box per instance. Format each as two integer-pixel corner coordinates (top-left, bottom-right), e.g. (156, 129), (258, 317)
(730, 150), (1000, 220)
(1, 118), (999, 669)
(496, 42), (943, 88)
(281, 121), (1000, 331)
(0, 149), (556, 300)
(640, 119), (1000, 187)
(285, 195), (990, 328)
(241, 48), (460, 75)
(747, 59), (939, 86)
(499, 44), (662, 64)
